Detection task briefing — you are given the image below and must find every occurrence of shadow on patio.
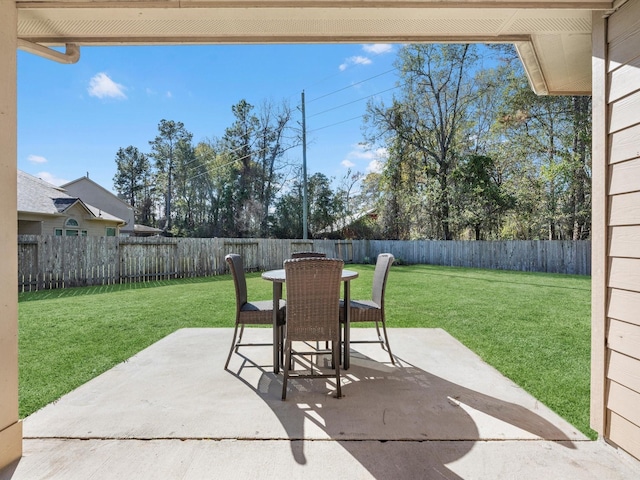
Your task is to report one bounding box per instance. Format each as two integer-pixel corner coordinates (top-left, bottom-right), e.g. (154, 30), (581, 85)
(2, 328), (638, 479)
(231, 346), (576, 478)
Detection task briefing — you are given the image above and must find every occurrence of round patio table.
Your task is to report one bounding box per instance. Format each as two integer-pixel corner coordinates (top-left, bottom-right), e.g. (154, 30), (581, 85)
(262, 268), (359, 373)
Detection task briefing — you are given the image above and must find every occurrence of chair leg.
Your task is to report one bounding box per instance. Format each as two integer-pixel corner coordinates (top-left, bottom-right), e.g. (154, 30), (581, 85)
(236, 324), (246, 350)
(282, 340), (291, 400)
(224, 323), (241, 370)
(338, 321), (344, 366)
(279, 325), (285, 367)
(374, 320), (382, 341)
(380, 317), (395, 365)
(331, 340), (335, 370)
(333, 340), (342, 398)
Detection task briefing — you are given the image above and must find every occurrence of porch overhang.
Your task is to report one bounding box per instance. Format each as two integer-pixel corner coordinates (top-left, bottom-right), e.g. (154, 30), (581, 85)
(15, 0), (613, 95)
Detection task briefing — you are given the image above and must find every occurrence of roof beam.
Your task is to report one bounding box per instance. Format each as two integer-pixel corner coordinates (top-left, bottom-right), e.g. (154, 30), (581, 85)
(16, 0), (614, 8)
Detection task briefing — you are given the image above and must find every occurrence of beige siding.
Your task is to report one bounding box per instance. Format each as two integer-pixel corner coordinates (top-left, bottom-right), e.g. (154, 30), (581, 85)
(609, 90), (640, 134)
(609, 57), (640, 103)
(608, 319), (640, 360)
(608, 382), (640, 431)
(32, 203), (120, 236)
(609, 192), (640, 225)
(608, 351), (640, 394)
(610, 159), (640, 195)
(610, 123), (640, 164)
(609, 258), (640, 292)
(608, 289), (640, 324)
(594, 0), (640, 461)
(609, 226), (640, 258)
(609, 412), (640, 461)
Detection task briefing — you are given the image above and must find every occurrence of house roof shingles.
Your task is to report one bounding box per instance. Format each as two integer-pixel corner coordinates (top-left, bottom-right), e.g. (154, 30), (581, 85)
(18, 170), (124, 223)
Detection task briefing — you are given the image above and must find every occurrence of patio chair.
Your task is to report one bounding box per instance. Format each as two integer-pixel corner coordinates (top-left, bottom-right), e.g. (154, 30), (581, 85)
(290, 251), (327, 259)
(340, 253), (395, 364)
(224, 253), (286, 370)
(281, 257), (344, 400)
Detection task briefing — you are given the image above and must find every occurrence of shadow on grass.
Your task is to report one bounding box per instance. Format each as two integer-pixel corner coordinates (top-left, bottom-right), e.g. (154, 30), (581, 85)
(18, 274), (232, 302)
(391, 265), (590, 292)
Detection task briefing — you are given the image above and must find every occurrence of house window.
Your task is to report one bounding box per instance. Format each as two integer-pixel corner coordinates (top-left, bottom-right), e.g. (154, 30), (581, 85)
(106, 227), (116, 237)
(54, 228), (62, 236)
(81, 230), (88, 236)
(64, 218), (80, 236)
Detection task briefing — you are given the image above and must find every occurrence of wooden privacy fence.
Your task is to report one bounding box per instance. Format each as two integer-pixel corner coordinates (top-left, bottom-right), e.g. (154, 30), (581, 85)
(17, 235), (591, 292)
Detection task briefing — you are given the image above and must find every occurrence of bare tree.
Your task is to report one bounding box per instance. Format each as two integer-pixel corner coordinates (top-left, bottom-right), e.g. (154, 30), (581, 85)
(365, 44), (479, 239)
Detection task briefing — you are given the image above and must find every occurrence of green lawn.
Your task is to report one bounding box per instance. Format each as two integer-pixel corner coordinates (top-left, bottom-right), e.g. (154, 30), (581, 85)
(18, 264), (594, 438)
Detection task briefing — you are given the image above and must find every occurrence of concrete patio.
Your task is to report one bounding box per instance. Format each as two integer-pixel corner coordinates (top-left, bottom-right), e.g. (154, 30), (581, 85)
(2, 328), (639, 479)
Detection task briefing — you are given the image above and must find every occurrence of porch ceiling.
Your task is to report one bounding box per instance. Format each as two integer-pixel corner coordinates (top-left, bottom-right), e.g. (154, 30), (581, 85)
(16, 1), (614, 95)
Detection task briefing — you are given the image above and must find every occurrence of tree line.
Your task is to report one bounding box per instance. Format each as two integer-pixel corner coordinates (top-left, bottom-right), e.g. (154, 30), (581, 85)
(113, 44), (591, 240)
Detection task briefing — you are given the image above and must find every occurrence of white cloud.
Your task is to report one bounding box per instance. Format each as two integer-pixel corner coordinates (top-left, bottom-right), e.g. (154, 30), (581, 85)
(362, 44), (393, 55)
(341, 159), (356, 168)
(367, 159), (384, 174)
(36, 171), (69, 186)
(88, 72), (127, 100)
(339, 55), (373, 71)
(352, 56), (372, 66)
(27, 154), (47, 164)
(342, 144), (387, 169)
(166, 91), (173, 98)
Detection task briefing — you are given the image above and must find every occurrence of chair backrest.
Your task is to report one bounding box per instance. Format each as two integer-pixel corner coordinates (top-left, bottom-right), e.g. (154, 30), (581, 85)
(283, 257), (344, 342)
(225, 254), (247, 308)
(372, 253), (394, 306)
(291, 251), (327, 259)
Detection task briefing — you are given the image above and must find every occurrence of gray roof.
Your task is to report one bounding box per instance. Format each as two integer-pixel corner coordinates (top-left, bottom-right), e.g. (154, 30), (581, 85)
(18, 170), (124, 223)
(134, 224), (164, 234)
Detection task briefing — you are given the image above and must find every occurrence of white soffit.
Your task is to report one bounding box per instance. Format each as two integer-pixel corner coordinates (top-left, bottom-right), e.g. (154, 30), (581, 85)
(16, 6), (596, 94)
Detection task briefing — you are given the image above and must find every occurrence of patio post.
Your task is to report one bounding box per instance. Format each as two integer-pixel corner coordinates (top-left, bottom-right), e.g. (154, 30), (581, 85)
(589, 9), (607, 438)
(0, 0), (23, 470)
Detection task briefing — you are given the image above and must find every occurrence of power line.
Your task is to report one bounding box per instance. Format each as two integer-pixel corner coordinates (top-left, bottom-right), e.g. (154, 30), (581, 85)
(308, 115), (364, 134)
(306, 68), (397, 104)
(184, 143), (277, 182)
(183, 120), (299, 178)
(307, 84), (401, 119)
(302, 44), (399, 95)
(147, 50), (401, 186)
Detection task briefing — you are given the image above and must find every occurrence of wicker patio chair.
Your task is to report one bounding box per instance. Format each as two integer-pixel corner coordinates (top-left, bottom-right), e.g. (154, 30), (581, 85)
(340, 253), (395, 364)
(290, 251), (327, 259)
(224, 253), (286, 370)
(281, 257), (344, 400)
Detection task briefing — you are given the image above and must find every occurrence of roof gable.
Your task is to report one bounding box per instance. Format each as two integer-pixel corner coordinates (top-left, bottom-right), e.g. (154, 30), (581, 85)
(18, 170), (125, 224)
(61, 176), (131, 209)
(52, 197), (81, 213)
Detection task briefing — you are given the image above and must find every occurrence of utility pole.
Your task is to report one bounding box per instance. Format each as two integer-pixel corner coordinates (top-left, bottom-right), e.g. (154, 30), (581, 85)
(301, 91), (308, 240)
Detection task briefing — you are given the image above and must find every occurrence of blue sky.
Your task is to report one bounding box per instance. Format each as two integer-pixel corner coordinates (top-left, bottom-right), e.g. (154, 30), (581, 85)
(17, 43), (399, 192)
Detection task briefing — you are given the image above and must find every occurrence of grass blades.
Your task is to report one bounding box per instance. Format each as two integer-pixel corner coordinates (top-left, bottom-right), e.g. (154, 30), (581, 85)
(18, 265), (593, 438)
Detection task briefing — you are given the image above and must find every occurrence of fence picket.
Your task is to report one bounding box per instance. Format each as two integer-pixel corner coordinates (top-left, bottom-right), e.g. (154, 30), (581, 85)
(16, 235), (591, 292)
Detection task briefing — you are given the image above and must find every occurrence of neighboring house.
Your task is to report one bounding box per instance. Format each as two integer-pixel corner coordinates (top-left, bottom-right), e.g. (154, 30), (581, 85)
(318, 208), (378, 239)
(134, 224), (164, 237)
(61, 175), (135, 236)
(17, 170), (125, 237)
